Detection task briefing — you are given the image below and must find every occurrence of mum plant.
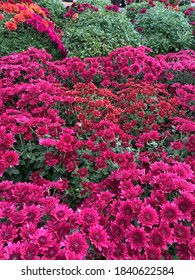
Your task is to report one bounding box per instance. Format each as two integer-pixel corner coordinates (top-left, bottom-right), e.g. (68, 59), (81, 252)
(134, 5), (193, 54)
(0, 47), (194, 260)
(62, 3), (140, 58)
(0, 0), (66, 58)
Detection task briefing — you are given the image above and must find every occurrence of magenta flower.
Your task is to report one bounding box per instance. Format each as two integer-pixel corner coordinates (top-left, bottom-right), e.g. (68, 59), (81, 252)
(145, 246), (162, 260)
(138, 205), (159, 228)
(160, 202), (180, 223)
(3, 242), (22, 260)
(29, 228), (54, 248)
(62, 232), (88, 260)
(2, 151), (19, 168)
(79, 208), (100, 226)
(126, 226), (148, 252)
(149, 228), (167, 250)
(89, 225), (109, 251)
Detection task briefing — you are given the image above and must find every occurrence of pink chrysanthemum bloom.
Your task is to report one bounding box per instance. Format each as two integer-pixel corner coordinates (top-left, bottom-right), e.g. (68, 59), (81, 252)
(129, 63), (141, 75)
(173, 224), (192, 244)
(3, 242), (22, 260)
(159, 223), (173, 244)
(176, 243), (190, 260)
(119, 200), (134, 219)
(188, 238), (195, 260)
(0, 201), (16, 218)
(110, 223), (123, 241)
(126, 226), (148, 252)
(9, 210), (27, 225)
(51, 204), (73, 221)
(20, 242), (40, 260)
(62, 232), (88, 260)
(21, 204), (42, 224)
(2, 151), (19, 168)
(144, 73), (155, 84)
(42, 242), (60, 260)
(0, 224), (18, 243)
(20, 223), (37, 241)
(39, 138), (57, 147)
(145, 246), (162, 260)
(79, 208), (100, 226)
(149, 228), (167, 250)
(172, 162), (193, 180)
(109, 242), (129, 260)
(175, 196), (193, 222)
(160, 202), (180, 223)
(138, 205), (159, 228)
(89, 225), (109, 251)
(97, 191), (114, 204)
(29, 228), (54, 248)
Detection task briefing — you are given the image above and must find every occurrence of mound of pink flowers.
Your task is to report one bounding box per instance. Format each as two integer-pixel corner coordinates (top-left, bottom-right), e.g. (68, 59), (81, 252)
(0, 46), (194, 260)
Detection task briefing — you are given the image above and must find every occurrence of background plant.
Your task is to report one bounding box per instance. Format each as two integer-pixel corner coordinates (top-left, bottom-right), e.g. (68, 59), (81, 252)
(62, 9), (140, 58)
(134, 5), (193, 54)
(33, 0), (67, 29)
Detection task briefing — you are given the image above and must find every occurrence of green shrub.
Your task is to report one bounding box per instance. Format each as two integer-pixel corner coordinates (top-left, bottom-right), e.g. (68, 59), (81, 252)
(62, 9), (140, 58)
(76, 0), (111, 8)
(125, 2), (156, 22)
(33, 0), (67, 28)
(0, 14), (63, 59)
(134, 6), (193, 54)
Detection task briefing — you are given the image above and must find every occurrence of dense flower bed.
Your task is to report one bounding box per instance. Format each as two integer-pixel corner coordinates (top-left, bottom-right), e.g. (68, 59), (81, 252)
(0, 47), (194, 260)
(0, 0), (66, 57)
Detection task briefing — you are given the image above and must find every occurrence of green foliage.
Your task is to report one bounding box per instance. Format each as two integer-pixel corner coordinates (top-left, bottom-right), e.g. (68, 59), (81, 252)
(134, 6), (193, 55)
(33, 0), (67, 28)
(0, 13), (63, 59)
(76, 0), (111, 8)
(62, 10), (140, 58)
(125, 2), (156, 22)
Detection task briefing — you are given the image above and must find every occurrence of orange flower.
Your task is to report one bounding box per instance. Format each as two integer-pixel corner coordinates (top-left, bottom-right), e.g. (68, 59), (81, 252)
(72, 13), (78, 21)
(14, 13), (26, 24)
(0, 14), (4, 21)
(21, 10), (32, 19)
(5, 21), (17, 31)
(42, 19), (49, 28)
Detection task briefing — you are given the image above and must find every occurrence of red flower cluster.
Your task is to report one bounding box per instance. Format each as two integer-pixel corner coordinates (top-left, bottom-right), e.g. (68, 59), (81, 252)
(0, 46), (194, 260)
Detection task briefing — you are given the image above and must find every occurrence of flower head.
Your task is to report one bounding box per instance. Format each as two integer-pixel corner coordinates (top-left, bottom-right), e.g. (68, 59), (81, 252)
(62, 232), (88, 260)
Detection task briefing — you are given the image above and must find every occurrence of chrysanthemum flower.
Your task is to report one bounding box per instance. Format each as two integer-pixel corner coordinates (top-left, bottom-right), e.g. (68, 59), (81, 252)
(149, 228), (167, 250)
(62, 232), (88, 260)
(159, 223), (173, 244)
(144, 73), (155, 84)
(188, 238), (195, 260)
(160, 202), (180, 223)
(3, 242), (22, 260)
(129, 63), (141, 75)
(0, 224), (18, 243)
(21, 204), (42, 224)
(175, 196), (192, 222)
(0, 14), (4, 21)
(126, 226), (148, 252)
(138, 205), (159, 228)
(2, 150), (19, 168)
(5, 21), (17, 31)
(109, 242), (129, 260)
(89, 225), (109, 251)
(20, 223), (37, 241)
(173, 224), (191, 244)
(20, 242), (40, 260)
(145, 246), (162, 260)
(29, 228), (54, 248)
(79, 208), (100, 226)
